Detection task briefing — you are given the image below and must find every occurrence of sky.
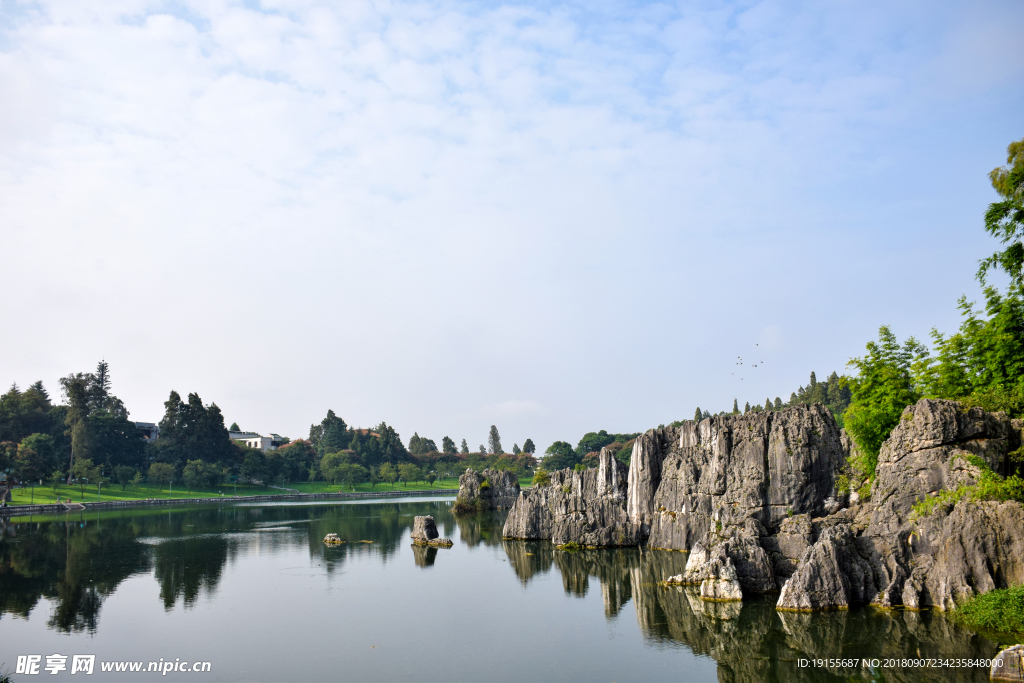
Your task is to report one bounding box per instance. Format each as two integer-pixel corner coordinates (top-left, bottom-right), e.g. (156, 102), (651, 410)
(1, 0), (1022, 453)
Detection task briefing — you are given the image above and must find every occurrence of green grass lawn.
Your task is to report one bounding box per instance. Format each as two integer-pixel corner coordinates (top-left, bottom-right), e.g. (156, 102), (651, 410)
(7, 476), (533, 506)
(8, 481), (278, 505)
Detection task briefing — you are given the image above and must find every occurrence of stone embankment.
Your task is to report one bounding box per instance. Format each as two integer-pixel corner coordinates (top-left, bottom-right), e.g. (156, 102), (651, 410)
(500, 399), (1024, 613)
(0, 488), (459, 517)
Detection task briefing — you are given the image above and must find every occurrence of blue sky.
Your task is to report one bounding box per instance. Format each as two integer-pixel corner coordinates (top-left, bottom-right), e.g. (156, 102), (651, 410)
(1, 0), (1022, 452)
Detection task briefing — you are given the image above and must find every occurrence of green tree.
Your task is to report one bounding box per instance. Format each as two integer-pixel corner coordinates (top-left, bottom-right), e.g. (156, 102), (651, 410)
(157, 390), (236, 472)
(379, 462), (398, 489)
(732, 399), (739, 414)
(0, 381), (56, 446)
(442, 436), (457, 454)
(532, 467), (551, 486)
(398, 462), (420, 486)
(488, 425), (503, 455)
(576, 431), (615, 455)
(182, 460), (220, 493)
(460, 438), (469, 454)
(978, 137), (1024, 287)
(915, 287), (1024, 416)
(341, 464), (368, 491)
(694, 407), (702, 421)
(113, 465), (136, 491)
(543, 441), (577, 471)
(426, 471), (437, 486)
(148, 462), (175, 487)
(131, 470), (144, 487)
(512, 443), (521, 455)
(845, 326), (928, 478)
(71, 457), (100, 498)
(522, 438), (535, 454)
(744, 402), (750, 414)
(774, 397), (783, 410)
(764, 398), (772, 411)
(14, 433), (57, 482)
(320, 451), (353, 484)
(240, 449), (267, 485)
(310, 410), (348, 456)
(60, 373), (93, 469)
(229, 422), (240, 432)
(50, 469), (64, 499)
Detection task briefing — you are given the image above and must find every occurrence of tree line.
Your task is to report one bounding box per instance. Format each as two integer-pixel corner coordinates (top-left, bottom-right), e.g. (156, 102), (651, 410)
(0, 368), (542, 494)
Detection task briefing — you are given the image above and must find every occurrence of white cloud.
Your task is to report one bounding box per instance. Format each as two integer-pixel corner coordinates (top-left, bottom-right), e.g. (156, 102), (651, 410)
(1, 0), (1021, 448)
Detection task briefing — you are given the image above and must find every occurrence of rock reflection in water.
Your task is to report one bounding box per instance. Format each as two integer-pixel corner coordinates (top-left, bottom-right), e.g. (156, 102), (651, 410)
(453, 510), (506, 547)
(411, 544), (437, 567)
(503, 543), (1000, 682)
(503, 540), (555, 585)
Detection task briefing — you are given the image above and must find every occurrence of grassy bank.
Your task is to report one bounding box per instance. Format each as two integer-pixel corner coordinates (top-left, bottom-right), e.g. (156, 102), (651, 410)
(950, 585), (1024, 641)
(7, 481), (273, 505)
(6, 475), (532, 506)
(288, 476), (532, 494)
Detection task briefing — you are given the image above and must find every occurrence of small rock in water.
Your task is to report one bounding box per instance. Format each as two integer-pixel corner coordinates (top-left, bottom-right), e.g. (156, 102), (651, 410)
(323, 533), (344, 545)
(411, 515), (440, 541)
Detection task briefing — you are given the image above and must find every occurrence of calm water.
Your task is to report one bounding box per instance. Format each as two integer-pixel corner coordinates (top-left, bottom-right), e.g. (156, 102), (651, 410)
(0, 498), (1004, 682)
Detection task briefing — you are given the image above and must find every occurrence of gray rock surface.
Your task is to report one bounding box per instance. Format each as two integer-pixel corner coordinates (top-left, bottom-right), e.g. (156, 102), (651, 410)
(861, 400), (1024, 611)
(670, 522), (776, 598)
(627, 426), (677, 536)
(503, 447), (640, 546)
(0, 486), (10, 504)
(776, 524), (878, 610)
(777, 399), (1024, 612)
(647, 406), (846, 553)
(455, 468), (520, 510)
(411, 515), (439, 541)
(516, 398), (1024, 614)
(991, 644), (1024, 682)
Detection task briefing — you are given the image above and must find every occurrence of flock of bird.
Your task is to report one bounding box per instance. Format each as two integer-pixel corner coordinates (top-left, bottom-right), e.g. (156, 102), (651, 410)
(731, 343), (765, 381)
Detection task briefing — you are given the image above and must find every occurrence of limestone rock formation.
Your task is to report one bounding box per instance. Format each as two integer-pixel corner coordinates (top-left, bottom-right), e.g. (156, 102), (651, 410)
(503, 447), (640, 546)
(666, 522), (776, 599)
(991, 644), (1024, 682)
(776, 524), (878, 610)
(455, 468), (520, 511)
(411, 515), (439, 541)
(647, 405), (846, 553)
(626, 426), (677, 536)
(861, 400), (1024, 611)
(779, 399), (1024, 612)
(323, 533), (343, 545)
(411, 515), (453, 546)
(0, 486), (10, 504)
(505, 398), (1023, 613)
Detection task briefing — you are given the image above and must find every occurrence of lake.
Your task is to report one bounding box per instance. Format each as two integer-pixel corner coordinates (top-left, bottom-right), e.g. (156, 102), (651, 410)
(0, 497), (1004, 681)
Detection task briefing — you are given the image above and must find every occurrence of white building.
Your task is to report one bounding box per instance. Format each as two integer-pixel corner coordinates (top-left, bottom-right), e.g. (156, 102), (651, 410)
(136, 422), (160, 442)
(229, 431), (286, 451)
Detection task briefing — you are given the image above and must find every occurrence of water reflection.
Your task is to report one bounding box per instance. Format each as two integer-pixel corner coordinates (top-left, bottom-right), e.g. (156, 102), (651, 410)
(153, 536), (231, 610)
(503, 541), (1000, 682)
(0, 499), (454, 632)
(452, 510), (505, 547)
(0, 502), (1003, 682)
(412, 544), (437, 568)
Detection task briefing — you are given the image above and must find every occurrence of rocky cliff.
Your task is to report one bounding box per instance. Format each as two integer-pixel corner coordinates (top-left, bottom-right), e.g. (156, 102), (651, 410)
(504, 398), (1024, 612)
(455, 468), (520, 511)
(502, 447), (641, 546)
